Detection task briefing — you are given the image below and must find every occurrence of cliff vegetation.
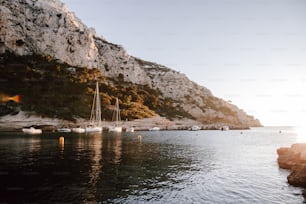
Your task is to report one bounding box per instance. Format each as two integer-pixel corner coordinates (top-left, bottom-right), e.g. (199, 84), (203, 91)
(0, 52), (193, 121)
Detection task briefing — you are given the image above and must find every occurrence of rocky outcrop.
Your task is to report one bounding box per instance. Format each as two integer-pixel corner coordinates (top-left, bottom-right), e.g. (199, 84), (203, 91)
(0, 0), (261, 127)
(277, 143), (306, 187)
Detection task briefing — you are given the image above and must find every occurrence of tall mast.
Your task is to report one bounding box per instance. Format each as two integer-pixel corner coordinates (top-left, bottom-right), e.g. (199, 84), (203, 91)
(89, 81), (101, 126)
(115, 98), (121, 127)
(95, 81), (102, 126)
(89, 85), (96, 125)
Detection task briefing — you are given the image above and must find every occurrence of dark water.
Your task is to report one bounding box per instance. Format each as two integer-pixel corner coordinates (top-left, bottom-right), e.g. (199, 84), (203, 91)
(0, 127), (304, 203)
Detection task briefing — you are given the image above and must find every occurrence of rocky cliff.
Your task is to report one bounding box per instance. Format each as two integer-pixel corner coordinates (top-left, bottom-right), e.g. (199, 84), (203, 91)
(0, 0), (261, 127)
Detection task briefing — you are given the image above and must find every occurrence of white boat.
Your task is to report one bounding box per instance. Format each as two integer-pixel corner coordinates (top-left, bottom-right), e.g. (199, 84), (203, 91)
(72, 127), (85, 133)
(86, 81), (102, 133)
(149, 127), (160, 131)
(190, 125), (201, 131)
(57, 128), (71, 132)
(126, 127), (135, 132)
(86, 126), (103, 133)
(22, 127), (42, 134)
(109, 126), (122, 132)
(109, 97), (122, 132)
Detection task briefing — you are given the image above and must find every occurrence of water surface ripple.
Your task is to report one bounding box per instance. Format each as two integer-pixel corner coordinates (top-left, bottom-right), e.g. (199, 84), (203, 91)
(0, 127), (304, 203)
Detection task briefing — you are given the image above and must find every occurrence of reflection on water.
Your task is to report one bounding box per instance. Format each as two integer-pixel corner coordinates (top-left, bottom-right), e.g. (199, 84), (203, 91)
(0, 128), (304, 203)
(29, 136), (42, 153)
(86, 133), (103, 201)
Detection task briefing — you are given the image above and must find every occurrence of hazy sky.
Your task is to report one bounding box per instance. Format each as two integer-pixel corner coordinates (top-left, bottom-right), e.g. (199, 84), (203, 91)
(62, 0), (306, 126)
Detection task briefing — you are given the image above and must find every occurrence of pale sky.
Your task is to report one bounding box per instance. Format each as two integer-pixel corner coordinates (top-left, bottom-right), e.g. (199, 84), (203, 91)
(62, 0), (306, 126)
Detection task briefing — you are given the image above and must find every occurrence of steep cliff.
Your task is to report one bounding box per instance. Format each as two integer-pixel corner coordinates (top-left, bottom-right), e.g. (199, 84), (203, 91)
(0, 0), (261, 127)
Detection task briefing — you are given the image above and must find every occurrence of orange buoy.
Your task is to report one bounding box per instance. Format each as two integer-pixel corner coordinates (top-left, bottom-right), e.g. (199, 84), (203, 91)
(59, 136), (64, 145)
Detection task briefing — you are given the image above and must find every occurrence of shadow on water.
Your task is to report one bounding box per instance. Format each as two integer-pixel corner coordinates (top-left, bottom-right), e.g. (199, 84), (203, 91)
(0, 132), (205, 203)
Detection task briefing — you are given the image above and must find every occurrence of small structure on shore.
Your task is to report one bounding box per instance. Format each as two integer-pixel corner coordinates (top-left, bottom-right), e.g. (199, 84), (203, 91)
(220, 125), (229, 131)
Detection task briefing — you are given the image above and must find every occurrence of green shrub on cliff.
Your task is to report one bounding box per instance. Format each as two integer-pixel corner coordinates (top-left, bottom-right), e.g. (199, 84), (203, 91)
(0, 52), (192, 121)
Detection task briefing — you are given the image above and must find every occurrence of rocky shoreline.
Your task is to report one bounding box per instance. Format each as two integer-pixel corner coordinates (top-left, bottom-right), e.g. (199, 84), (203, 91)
(277, 143), (306, 187)
(0, 111), (251, 132)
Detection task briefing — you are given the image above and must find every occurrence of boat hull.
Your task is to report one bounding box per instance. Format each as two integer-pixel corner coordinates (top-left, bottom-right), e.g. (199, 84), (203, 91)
(85, 127), (102, 133)
(72, 128), (85, 133)
(190, 126), (201, 131)
(149, 127), (160, 131)
(22, 127), (42, 134)
(126, 127), (134, 132)
(109, 126), (122, 132)
(57, 128), (71, 132)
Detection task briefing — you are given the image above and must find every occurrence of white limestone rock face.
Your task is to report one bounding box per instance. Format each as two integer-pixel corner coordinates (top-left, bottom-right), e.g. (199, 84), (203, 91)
(1, 0), (99, 68)
(0, 0), (151, 84)
(0, 0), (261, 127)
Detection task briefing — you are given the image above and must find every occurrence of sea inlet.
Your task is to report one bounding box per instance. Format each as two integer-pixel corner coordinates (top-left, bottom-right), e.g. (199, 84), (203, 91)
(0, 127), (304, 203)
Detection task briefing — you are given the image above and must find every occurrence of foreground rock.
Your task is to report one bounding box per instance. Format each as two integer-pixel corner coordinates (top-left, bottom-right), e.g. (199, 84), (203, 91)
(277, 143), (306, 187)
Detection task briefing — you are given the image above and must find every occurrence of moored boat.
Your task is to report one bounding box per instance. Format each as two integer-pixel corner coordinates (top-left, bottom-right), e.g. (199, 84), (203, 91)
(126, 127), (135, 132)
(72, 127), (85, 133)
(57, 128), (71, 132)
(22, 127), (42, 134)
(149, 127), (160, 131)
(190, 125), (201, 131)
(86, 126), (102, 133)
(109, 97), (122, 132)
(86, 81), (103, 133)
(109, 126), (122, 132)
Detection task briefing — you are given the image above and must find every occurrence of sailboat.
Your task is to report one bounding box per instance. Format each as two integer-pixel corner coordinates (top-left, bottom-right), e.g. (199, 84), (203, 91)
(109, 97), (122, 132)
(85, 81), (103, 133)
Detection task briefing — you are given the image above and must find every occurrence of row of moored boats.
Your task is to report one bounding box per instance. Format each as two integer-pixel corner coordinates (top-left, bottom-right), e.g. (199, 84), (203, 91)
(22, 125), (230, 134)
(21, 81), (230, 135)
(21, 82), (127, 135)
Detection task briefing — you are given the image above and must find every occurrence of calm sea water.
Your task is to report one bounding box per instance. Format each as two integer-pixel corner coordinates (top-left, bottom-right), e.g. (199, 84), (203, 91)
(0, 127), (305, 203)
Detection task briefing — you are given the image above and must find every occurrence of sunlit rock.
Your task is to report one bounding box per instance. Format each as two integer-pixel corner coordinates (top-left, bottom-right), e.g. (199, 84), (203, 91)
(277, 143), (306, 187)
(277, 147), (296, 169)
